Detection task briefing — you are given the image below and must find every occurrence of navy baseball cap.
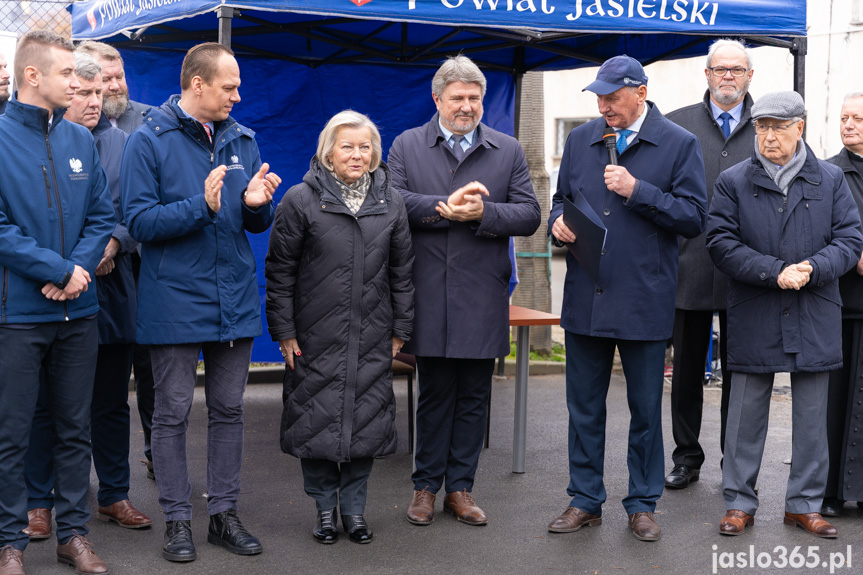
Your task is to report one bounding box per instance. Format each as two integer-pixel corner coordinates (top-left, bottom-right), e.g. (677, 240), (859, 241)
(583, 55), (648, 95)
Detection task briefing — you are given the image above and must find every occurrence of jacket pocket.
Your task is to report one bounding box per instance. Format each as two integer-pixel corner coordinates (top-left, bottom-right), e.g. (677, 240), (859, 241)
(41, 166), (52, 208)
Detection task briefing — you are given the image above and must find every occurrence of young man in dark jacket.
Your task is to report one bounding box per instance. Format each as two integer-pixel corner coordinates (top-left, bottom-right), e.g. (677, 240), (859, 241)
(0, 30), (115, 575)
(120, 42), (281, 563)
(22, 52), (152, 545)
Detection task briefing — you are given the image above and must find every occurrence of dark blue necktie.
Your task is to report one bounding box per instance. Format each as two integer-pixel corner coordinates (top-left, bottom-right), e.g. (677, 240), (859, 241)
(616, 129), (632, 154)
(451, 134), (465, 161)
(719, 112), (732, 140)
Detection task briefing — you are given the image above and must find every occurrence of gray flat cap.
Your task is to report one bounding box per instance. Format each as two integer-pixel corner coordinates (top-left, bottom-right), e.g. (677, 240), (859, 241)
(751, 91), (805, 121)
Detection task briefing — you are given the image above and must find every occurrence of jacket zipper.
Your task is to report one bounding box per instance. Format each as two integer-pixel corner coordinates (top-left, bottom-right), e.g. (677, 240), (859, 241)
(43, 123), (69, 320)
(1, 267), (7, 323)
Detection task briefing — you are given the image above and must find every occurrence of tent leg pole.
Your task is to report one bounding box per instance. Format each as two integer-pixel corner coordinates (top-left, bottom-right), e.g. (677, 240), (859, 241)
(792, 37), (806, 98)
(218, 6), (233, 48)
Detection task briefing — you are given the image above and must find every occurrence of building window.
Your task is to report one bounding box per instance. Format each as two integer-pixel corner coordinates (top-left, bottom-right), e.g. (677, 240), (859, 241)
(556, 117), (595, 156)
(853, 0), (863, 24)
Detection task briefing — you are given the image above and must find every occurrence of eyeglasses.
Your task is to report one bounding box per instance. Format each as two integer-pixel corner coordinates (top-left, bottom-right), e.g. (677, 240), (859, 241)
(708, 66), (749, 77)
(753, 122), (799, 135)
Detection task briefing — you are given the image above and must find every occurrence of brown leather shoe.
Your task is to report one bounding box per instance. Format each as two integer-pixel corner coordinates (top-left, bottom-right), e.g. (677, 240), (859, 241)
(23, 508), (51, 540)
(97, 500), (152, 529)
(443, 490), (487, 526)
(56, 534), (109, 574)
(0, 546), (25, 575)
(628, 511), (660, 541)
(783, 512), (838, 538)
(547, 507), (602, 533)
(406, 487), (435, 526)
(719, 509), (754, 535)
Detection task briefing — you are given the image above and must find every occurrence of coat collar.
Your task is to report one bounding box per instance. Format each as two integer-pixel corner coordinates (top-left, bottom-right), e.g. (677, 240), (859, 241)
(423, 113), (500, 151)
(4, 95), (67, 133)
(746, 140), (822, 191)
(143, 95), (254, 145)
(588, 101), (663, 148)
(832, 147), (859, 174)
(699, 90), (754, 139)
(92, 112), (113, 138)
(303, 157), (391, 217)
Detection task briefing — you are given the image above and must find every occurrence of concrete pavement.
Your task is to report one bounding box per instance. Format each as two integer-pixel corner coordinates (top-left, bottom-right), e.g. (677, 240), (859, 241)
(17, 370), (862, 575)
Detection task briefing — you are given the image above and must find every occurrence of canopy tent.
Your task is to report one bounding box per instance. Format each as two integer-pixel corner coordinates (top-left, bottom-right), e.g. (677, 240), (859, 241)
(68, 0), (807, 361)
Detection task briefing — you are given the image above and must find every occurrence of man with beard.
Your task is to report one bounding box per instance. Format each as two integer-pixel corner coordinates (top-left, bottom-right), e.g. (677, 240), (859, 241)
(0, 50), (9, 114)
(388, 55), (540, 528)
(663, 39), (756, 490)
(22, 52), (152, 545)
(77, 41), (150, 133)
(76, 40), (157, 483)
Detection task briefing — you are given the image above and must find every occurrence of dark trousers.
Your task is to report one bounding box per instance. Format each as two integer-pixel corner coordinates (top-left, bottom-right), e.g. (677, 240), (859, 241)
(0, 319), (98, 548)
(300, 458), (374, 515)
(24, 343), (134, 509)
(564, 332), (665, 515)
(669, 309), (732, 468)
(133, 344), (155, 462)
(150, 339), (252, 520)
(411, 357), (495, 494)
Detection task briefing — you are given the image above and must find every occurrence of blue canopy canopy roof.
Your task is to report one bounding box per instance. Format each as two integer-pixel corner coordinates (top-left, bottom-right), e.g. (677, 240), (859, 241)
(71, 0), (806, 72)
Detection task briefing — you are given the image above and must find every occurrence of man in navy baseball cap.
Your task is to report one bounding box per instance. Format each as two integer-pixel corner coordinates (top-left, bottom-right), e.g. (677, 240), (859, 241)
(546, 51), (707, 543)
(583, 54), (648, 95)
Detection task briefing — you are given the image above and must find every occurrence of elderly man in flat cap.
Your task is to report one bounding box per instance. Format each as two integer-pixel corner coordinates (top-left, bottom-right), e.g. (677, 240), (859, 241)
(707, 91), (863, 538)
(547, 54), (707, 542)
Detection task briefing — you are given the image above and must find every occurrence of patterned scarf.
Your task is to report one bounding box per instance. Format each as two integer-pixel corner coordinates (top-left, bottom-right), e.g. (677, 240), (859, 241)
(330, 170), (370, 214)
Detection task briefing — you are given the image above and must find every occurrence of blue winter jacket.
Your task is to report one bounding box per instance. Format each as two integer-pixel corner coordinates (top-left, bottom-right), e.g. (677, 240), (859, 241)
(549, 102), (707, 341)
(119, 96), (275, 345)
(706, 143), (863, 373)
(0, 99), (114, 324)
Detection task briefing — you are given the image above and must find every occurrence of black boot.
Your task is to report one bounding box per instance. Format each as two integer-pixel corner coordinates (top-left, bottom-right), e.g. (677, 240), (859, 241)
(207, 509), (263, 555)
(313, 509), (338, 544)
(341, 514), (373, 544)
(163, 520), (196, 562)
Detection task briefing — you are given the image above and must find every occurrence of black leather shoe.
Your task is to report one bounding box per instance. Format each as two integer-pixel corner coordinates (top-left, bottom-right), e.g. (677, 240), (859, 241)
(821, 498), (843, 517)
(313, 509), (338, 544)
(664, 464), (700, 489)
(341, 515), (373, 544)
(163, 520), (196, 562)
(207, 509), (263, 555)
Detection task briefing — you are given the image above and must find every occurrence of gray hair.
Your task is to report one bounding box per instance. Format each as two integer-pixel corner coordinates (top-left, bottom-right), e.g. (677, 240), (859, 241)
(844, 92), (863, 102)
(73, 52), (102, 82)
(76, 40), (124, 68)
(706, 38), (753, 70)
(432, 55), (487, 99)
(317, 110), (382, 173)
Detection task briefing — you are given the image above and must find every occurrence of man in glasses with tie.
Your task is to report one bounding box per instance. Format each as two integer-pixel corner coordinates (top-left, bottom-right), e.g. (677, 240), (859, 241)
(547, 54), (707, 542)
(663, 39), (756, 491)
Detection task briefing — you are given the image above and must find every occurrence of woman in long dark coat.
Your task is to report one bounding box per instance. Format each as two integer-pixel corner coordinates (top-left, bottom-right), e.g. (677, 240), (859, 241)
(265, 110), (414, 545)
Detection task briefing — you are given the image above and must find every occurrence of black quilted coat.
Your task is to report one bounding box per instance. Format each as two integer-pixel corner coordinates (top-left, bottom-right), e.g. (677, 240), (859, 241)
(265, 159), (414, 462)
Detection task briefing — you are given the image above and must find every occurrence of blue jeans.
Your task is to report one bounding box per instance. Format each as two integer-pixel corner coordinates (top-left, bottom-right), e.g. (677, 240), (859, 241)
(150, 340), (252, 520)
(0, 318), (98, 548)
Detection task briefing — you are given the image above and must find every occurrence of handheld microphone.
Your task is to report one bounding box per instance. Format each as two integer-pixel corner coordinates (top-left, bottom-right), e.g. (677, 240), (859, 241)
(603, 127), (618, 166)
